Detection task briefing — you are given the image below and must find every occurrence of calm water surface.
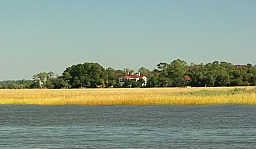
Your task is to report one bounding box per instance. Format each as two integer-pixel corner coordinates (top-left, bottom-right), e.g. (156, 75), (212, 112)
(1, 104), (256, 148)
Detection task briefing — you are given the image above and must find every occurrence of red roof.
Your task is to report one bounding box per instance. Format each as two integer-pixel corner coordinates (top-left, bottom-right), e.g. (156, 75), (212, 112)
(119, 74), (145, 79)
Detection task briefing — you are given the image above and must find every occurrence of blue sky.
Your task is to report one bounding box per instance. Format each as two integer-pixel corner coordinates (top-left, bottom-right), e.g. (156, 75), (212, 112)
(0, 0), (255, 80)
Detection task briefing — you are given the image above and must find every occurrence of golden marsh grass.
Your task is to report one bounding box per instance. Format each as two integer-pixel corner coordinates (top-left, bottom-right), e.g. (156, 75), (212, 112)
(0, 87), (256, 105)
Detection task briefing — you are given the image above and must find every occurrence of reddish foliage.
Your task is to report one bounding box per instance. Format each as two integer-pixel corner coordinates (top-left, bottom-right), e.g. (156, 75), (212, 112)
(184, 75), (191, 81)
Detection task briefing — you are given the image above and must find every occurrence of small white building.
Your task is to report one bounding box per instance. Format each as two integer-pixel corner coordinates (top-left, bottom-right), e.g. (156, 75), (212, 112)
(119, 73), (147, 86)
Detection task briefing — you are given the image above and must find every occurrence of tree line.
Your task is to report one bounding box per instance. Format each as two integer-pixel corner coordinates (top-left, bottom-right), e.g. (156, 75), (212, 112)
(1, 59), (256, 89)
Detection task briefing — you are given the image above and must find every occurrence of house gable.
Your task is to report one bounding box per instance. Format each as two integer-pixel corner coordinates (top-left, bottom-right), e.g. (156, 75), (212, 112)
(119, 73), (147, 86)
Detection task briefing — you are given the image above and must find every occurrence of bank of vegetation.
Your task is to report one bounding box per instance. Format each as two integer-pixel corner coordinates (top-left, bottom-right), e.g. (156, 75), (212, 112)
(0, 87), (255, 105)
(1, 59), (256, 89)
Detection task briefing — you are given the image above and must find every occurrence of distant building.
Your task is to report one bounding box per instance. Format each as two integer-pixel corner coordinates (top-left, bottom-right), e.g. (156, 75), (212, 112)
(119, 73), (147, 86)
(234, 65), (246, 69)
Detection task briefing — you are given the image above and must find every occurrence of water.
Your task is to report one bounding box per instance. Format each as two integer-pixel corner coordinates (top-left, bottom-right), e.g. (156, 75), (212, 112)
(1, 104), (256, 148)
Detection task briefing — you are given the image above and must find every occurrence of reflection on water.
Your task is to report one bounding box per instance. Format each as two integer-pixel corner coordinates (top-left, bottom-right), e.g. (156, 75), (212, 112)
(1, 104), (256, 148)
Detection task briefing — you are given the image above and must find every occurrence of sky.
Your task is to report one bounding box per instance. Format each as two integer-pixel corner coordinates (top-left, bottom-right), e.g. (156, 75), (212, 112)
(0, 0), (255, 81)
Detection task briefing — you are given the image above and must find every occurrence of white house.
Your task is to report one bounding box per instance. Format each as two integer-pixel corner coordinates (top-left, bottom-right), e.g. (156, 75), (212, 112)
(119, 73), (147, 86)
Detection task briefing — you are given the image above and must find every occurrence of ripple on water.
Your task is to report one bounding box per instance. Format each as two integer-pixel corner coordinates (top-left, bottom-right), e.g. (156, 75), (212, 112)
(1, 104), (256, 148)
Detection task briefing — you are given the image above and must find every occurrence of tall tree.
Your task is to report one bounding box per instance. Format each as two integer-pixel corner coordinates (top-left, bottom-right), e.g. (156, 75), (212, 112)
(33, 72), (55, 88)
(62, 62), (107, 88)
(167, 59), (188, 87)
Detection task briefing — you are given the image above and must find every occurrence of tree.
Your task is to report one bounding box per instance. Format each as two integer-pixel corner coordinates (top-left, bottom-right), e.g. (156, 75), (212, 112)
(52, 77), (67, 89)
(156, 63), (171, 87)
(138, 67), (150, 76)
(184, 75), (191, 86)
(62, 72), (72, 88)
(147, 76), (158, 87)
(32, 72), (56, 88)
(123, 79), (133, 88)
(137, 78), (145, 87)
(2, 60), (255, 89)
(167, 59), (188, 87)
(188, 63), (206, 87)
(62, 62), (107, 88)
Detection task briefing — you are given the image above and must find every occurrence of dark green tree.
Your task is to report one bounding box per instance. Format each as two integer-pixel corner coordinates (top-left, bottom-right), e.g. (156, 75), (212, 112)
(62, 62), (108, 88)
(167, 59), (188, 87)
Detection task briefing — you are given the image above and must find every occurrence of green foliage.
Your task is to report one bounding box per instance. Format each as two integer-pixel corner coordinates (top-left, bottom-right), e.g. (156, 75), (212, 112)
(1, 59), (256, 89)
(168, 59), (188, 87)
(32, 71), (57, 88)
(182, 88), (256, 96)
(151, 59), (256, 88)
(62, 62), (108, 88)
(147, 76), (158, 87)
(123, 79), (142, 88)
(0, 80), (33, 89)
(106, 67), (125, 88)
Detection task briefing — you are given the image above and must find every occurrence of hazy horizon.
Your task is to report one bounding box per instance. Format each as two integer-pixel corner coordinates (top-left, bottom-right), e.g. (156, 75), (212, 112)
(1, 0), (255, 81)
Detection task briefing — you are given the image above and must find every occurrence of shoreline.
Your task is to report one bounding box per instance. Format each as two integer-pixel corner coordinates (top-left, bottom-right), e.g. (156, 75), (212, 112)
(0, 87), (255, 105)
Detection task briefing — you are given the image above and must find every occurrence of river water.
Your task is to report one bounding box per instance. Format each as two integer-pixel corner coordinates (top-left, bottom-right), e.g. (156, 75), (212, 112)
(1, 104), (256, 148)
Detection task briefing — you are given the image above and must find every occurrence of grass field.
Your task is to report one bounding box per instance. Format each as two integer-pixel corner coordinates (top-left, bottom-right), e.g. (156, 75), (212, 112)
(0, 87), (256, 105)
